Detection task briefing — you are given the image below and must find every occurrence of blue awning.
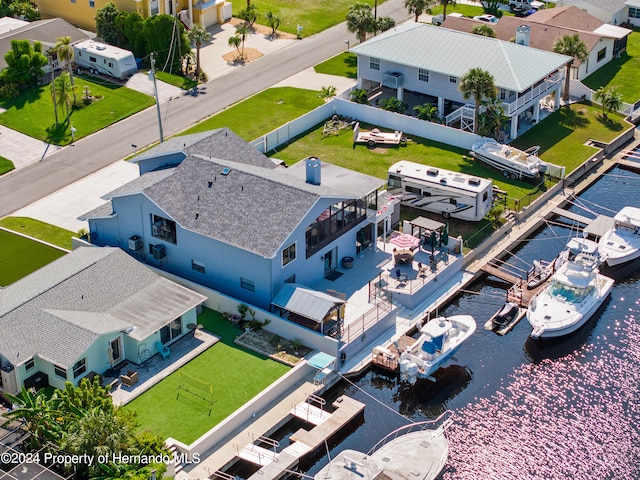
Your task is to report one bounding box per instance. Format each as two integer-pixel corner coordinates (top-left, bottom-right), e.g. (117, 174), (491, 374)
(308, 352), (336, 370)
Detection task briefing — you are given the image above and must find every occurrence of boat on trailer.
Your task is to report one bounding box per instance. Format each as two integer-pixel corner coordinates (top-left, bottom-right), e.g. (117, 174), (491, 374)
(471, 139), (547, 179)
(399, 315), (476, 383)
(314, 412), (453, 480)
(597, 206), (640, 267)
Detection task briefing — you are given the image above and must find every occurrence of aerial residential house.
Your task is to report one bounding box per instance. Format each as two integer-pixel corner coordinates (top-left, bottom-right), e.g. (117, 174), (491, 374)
(442, 8), (631, 83)
(80, 128), (395, 315)
(551, 0), (633, 25)
(349, 22), (572, 140)
(36, 0), (231, 32)
(0, 247), (206, 395)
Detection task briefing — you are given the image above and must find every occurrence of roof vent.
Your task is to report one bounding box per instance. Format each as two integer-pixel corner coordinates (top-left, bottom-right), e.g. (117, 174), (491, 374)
(207, 181), (213, 188)
(468, 177), (481, 186)
(221, 167), (231, 176)
(427, 168), (439, 176)
(96, 44), (106, 50)
(439, 178), (447, 184)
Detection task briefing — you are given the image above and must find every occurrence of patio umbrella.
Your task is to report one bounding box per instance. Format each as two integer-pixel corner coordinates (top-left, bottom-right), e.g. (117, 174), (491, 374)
(441, 223), (449, 247)
(390, 233), (421, 249)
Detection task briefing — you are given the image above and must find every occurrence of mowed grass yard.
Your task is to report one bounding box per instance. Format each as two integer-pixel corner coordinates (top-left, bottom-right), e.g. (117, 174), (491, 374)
(0, 228), (67, 286)
(583, 30), (640, 103)
(0, 75), (155, 145)
(0, 217), (76, 250)
(233, 0), (379, 37)
(126, 308), (290, 444)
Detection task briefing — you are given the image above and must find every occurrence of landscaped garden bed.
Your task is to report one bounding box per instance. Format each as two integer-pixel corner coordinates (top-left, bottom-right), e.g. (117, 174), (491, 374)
(235, 329), (312, 366)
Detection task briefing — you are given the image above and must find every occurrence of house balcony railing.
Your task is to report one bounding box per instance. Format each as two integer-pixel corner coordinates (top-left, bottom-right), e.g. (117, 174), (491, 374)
(445, 104), (475, 131)
(501, 73), (562, 116)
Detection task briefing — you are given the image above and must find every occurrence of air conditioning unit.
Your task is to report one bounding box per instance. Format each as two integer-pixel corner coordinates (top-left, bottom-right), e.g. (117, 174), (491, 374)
(152, 244), (166, 260)
(128, 236), (143, 251)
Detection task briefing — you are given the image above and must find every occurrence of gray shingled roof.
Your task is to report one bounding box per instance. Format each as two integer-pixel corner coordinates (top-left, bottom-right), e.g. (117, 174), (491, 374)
(0, 18), (89, 70)
(0, 247), (206, 369)
(350, 22), (572, 92)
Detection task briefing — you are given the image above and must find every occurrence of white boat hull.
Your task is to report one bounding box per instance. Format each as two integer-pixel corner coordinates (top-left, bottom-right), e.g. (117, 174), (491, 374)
(471, 140), (544, 179)
(598, 206), (640, 266)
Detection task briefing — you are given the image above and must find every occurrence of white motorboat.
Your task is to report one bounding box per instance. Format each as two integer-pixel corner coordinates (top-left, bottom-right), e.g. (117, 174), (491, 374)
(314, 413), (452, 480)
(471, 139), (547, 179)
(399, 315), (476, 383)
(527, 252), (614, 339)
(597, 206), (640, 266)
(484, 301), (526, 334)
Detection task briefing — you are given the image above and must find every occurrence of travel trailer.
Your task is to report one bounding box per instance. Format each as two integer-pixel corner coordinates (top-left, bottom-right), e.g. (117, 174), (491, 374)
(387, 161), (493, 221)
(73, 40), (137, 80)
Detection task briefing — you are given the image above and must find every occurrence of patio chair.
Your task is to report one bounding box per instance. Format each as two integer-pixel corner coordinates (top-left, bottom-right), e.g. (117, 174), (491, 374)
(156, 341), (170, 359)
(120, 370), (138, 387)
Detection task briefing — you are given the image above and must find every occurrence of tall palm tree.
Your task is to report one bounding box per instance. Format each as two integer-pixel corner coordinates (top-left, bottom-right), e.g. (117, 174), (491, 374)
(437, 0), (456, 21)
(53, 72), (77, 122)
(553, 34), (588, 101)
(188, 24), (212, 82)
(594, 86), (623, 118)
(228, 35), (241, 58)
(479, 95), (508, 139)
(459, 67), (496, 134)
(405, 0), (431, 22)
(346, 3), (375, 44)
(235, 23), (250, 59)
(55, 35), (75, 102)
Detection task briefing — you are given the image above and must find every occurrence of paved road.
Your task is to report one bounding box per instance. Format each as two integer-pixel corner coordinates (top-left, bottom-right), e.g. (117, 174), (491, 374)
(0, 0), (410, 218)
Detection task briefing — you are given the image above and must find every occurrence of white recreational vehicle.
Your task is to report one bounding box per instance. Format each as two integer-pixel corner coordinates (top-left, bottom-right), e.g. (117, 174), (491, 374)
(388, 161), (493, 221)
(73, 40), (137, 80)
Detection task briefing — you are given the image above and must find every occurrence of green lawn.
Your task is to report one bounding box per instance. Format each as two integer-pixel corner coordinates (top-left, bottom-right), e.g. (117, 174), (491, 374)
(181, 87), (324, 141)
(511, 102), (629, 170)
(0, 156), (14, 175)
(0, 217), (76, 250)
(154, 70), (198, 90)
(126, 309), (290, 444)
(583, 30), (640, 103)
(235, 0), (379, 37)
(0, 228), (67, 286)
(314, 52), (357, 78)
(0, 76), (155, 145)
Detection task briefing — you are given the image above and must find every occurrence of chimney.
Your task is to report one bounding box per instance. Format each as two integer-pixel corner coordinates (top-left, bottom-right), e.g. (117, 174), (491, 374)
(516, 24), (530, 46)
(305, 156), (321, 185)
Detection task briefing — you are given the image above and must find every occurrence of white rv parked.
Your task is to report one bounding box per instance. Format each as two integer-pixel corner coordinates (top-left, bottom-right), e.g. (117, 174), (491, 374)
(388, 161), (493, 221)
(73, 40), (137, 80)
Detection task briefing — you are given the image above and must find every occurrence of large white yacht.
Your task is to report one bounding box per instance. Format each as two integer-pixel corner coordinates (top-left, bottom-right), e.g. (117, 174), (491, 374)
(527, 252), (614, 339)
(598, 206), (640, 266)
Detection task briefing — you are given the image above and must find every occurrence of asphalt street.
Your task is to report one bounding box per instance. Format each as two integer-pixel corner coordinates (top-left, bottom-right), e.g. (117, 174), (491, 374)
(0, 0), (411, 218)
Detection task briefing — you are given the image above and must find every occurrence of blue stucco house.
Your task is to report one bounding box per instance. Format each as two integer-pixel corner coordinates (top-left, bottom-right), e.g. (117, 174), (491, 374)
(80, 129), (394, 313)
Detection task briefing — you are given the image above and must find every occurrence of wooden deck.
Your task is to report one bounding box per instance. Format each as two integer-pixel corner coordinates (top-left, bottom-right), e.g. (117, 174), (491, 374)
(371, 336), (417, 372)
(480, 263), (523, 285)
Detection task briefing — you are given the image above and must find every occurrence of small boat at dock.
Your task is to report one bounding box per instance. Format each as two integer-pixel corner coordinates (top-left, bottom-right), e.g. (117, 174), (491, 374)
(484, 301), (526, 335)
(597, 206), (640, 267)
(526, 259), (554, 289)
(399, 315), (476, 383)
(314, 412), (452, 480)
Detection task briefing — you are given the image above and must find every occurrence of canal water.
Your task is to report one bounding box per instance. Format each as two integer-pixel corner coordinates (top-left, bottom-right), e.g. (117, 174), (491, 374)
(307, 167), (640, 479)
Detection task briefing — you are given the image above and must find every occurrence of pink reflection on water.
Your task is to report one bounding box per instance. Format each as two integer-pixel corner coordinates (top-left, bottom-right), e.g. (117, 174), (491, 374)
(442, 308), (640, 479)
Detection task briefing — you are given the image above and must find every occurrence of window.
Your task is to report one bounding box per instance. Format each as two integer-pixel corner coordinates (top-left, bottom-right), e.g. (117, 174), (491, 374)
(160, 318), (182, 344)
(73, 359), (87, 379)
(449, 76), (457, 84)
(282, 243), (296, 266)
(191, 260), (205, 274)
(54, 365), (67, 379)
(25, 358), (35, 371)
(483, 191), (489, 201)
(406, 185), (421, 194)
(629, 7), (640, 18)
(418, 68), (429, 82)
(500, 89), (506, 100)
(388, 174), (402, 188)
(89, 56), (97, 62)
(71, 0), (76, 3)
(370, 57), (380, 70)
(89, 0), (95, 6)
(597, 47), (606, 62)
(151, 214), (177, 244)
(241, 277), (255, 292)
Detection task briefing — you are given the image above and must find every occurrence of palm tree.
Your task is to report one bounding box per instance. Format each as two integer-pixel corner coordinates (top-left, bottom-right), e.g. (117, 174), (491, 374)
(350, 88), (369, 104)
(4, 387), (62, 449)
(459, 67), (496, 134)
(318, 85), (337, 102)
(264, 11), (282, 38)
(437, 0), (456, 21)
(346, 3), (375, 44)
(55, 35), (75, 102)
(188, 24), (212, 82)
(479, 95), (508, 139)
(405, 0), (431, 22)
(594, 86), (623, 118)
(53, 72), (77, 122)
(235, 23), (250, 59)
(553, 34), (588, 101)
(228, 35), (241, 58)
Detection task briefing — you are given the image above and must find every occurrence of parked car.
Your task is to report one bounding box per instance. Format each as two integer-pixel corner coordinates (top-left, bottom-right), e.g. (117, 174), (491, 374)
(473, 14), (499, 22)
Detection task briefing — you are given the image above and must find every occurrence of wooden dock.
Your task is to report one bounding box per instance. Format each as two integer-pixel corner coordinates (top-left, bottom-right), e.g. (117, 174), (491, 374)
(480, 263), (523, 285)
(244, 395), (365, 480)
(551, 207), (593, 226)
(371, 335), (417, 372)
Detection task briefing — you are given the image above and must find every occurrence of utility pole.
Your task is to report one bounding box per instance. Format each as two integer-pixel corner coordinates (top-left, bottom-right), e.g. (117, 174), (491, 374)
(149, 52), (164, 143)
(47, 47), (59, 128)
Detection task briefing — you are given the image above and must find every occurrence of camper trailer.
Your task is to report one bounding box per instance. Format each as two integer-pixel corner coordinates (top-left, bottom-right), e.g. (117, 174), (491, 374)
(73, 40), (137, 80)
(388, 161), (493, 221)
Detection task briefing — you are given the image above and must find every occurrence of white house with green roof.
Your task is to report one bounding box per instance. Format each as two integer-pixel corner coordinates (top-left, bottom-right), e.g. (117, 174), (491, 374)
(0, 247), (206, 395)
(350, 22), (573, 140)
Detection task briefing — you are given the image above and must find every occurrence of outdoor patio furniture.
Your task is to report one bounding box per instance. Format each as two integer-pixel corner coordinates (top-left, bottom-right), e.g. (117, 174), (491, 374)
(120, 371), (139, 387)
(156, 341), (170, 359)
(394, 248), (414, 264)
